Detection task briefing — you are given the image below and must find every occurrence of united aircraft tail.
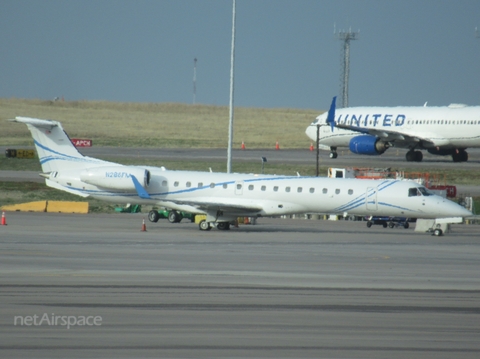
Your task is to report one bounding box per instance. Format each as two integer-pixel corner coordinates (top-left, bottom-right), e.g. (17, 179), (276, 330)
(10, 117), (110, 173)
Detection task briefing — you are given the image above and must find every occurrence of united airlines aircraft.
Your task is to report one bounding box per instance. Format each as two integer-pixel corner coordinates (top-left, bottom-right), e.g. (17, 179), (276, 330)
(306, 97), (480, 162)
(11, 117), (471, 233)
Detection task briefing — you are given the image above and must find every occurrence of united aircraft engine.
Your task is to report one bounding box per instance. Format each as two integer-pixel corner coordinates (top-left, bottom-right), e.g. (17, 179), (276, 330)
(79, 166), (151, 190)
(348, 135), (390, 156)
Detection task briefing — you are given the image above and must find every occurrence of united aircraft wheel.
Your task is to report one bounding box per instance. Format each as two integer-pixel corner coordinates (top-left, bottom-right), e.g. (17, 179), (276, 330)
(406, 151), (415, 162)
(414, 151), (423, 162)
(404, 222), (409, 229)
(199, 220), (211, 231)
(168, 211), (180, 223)
(329, 152), (338, 159)
(382, 222), (388, 228)
(148, 210), (160, 223)
(366, 221), (372, 228)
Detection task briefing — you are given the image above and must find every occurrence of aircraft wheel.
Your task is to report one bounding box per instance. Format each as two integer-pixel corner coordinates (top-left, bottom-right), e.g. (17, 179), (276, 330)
(414, 151), (423, 162)
(405, 151), (415, 162)
(404, 222), (409, 229)
(217, 222), (230, 230)
(433, 228), (443, 236)
(382, 222), (388, 228)
(388, 222), (395, 228)
(199, 220), (211, 231)
(329, 152), (338, 159)
(366, 221), (372, 228)
(148, 210), (160, 223)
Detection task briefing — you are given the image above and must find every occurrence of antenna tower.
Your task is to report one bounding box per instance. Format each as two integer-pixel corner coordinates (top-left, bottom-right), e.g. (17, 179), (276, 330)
(335, 27), (359, 108)
(193, 58), (197, 104)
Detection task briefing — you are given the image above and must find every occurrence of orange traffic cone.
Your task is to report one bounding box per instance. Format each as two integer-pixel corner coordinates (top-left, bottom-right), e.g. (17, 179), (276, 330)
(241, 141), (245, 150)
(275, 141), (280, 150)
(309, 142), (314, 151)
(1, 211), (7, 226)
(140, 218), (147, 232)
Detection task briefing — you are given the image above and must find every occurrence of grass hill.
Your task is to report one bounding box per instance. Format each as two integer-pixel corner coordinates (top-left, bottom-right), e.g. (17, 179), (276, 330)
(0, 98), (321, 149)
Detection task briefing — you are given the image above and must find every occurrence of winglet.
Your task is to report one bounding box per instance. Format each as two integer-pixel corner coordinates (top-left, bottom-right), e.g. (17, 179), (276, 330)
(131, 175), (151, 199)
(326, 96), (337, 131)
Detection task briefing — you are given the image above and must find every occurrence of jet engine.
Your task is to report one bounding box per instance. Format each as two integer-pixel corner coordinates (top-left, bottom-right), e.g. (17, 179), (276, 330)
(80, 166), (151, 190)
(349, 135), (389, 155)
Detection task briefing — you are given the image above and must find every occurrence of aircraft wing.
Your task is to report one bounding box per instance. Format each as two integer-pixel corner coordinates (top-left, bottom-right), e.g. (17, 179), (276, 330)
(162, 199), (263, 214)
(334, 123), (450, 147)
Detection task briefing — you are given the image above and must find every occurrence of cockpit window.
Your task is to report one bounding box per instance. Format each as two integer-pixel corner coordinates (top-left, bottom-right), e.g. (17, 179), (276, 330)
(408, 187), (432, 197)
(418, 187), (433, 196)
(408, 188), (421, 197)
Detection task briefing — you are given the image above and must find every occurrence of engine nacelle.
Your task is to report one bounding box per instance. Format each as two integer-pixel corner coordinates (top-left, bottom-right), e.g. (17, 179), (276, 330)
(80, 166), (150, 190)
(349, 135), (389, 155)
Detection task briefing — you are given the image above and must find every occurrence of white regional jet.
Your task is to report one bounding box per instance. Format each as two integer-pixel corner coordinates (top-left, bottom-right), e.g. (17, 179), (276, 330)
(306, 97), (480, 162)
(11, 117), (471, 233)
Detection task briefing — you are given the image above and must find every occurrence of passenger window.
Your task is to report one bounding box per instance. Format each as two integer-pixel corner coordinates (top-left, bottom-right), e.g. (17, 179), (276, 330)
(186, 181), (191, 188)
(309, 188), (315, 193)
(162, 180), (167, 186)
(210, 183), (215, 188)
(248, 185), (254, 190)
(198, 182), (203, 187)
(223, 183), (228, 189)
(236, 183), (242, 190)
(297, 187), (302, 193)
(273, 186), (279, 192)
(348, 189), (353, 195)
(174, 181), (179, 187)
(261, 185), (266, 191)
(322, 188), (328, 194)
(335, 189), (340, 194)
(285, 187), (291, 193)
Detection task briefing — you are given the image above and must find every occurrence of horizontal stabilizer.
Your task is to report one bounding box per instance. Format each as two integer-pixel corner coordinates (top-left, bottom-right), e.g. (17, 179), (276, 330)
(10, 117), (59, 129)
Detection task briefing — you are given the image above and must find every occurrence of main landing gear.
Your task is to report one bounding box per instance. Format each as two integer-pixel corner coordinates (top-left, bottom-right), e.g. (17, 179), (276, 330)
(405, 150), (423, 162)
(198, 220), (231, 231)
(451, 149), (468, 162)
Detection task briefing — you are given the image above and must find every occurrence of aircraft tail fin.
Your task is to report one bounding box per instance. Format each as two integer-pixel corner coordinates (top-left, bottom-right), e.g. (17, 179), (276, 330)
(10, 117), (110, 173)
(326, 96), (337, 131)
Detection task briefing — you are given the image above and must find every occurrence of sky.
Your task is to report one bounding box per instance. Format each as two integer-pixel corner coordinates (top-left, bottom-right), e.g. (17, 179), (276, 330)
(1, 0), (479, 110)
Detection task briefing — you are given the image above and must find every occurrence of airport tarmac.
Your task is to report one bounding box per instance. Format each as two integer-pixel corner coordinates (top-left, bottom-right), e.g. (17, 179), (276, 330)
(1, 212), (480, 358)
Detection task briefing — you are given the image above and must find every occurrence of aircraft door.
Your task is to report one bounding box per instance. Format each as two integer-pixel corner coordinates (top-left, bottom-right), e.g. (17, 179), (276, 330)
(366, 187), (378, 211)
(235, 181), (243, 195)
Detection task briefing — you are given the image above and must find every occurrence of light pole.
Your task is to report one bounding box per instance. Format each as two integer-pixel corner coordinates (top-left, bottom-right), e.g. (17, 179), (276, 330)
(261, 157), (267, 174)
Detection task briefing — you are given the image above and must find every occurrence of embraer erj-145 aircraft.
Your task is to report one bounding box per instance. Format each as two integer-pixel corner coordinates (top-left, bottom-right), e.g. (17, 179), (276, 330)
(306, 97), (480, 162)
(11, 117), (471, 233)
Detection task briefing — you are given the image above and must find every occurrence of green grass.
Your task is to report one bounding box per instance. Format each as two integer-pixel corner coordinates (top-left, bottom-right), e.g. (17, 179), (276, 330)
(0, 98), (319, 149)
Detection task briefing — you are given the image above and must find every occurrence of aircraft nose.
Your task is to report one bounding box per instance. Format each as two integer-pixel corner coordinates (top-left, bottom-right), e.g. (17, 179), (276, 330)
(440, 198), (472, 217)
(305, 125), (316, 140)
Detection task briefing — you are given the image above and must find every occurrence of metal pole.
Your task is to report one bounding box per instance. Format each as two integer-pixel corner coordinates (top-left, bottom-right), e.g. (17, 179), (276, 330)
(227, 0), (236, 173)
(193, 58), (197, 104)
(316, 125), (320, 177)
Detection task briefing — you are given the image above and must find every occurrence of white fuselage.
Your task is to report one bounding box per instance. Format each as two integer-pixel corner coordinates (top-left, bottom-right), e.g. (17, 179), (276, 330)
(306, 105), (480, 150)
(46, 165), (471, 221)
